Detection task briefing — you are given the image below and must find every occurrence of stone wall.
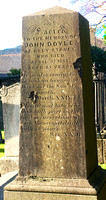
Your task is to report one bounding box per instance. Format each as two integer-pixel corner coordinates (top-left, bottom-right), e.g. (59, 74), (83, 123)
(90, 27), (106, 50)
(96, 38), (106, 50)
(90, 27), (96, 46)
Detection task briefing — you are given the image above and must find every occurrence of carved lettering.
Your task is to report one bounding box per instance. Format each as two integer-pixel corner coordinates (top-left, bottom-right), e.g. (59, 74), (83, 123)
(22, 18), (82, 143)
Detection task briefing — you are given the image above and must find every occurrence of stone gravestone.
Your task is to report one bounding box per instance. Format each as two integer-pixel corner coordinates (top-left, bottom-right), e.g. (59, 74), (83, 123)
(5, 6), (106, 200)
(0, 83), (20, 175)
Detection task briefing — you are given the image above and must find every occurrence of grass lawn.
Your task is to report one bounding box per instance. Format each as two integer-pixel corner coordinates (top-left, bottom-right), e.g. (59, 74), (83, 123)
(0, 130), (5, 158)
(0, 143), (5, 158)
(99, 164), (106, 170)
(1, 130), (4, 139)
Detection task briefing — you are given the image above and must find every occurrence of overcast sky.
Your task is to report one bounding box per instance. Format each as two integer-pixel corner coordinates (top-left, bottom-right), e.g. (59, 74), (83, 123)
(0, 0), (104, 50)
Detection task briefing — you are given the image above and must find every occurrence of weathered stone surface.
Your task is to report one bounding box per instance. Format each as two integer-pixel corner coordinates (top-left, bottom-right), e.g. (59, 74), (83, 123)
(104, 139), (106, 163)
(4, 191), (98, 200)
(4, 168), (106, 200)
(19, 6), (97, 179)
(4, 6), (106, 200)
(2, 83), (20, 157)
(97, 139), (103, 163)
(97, 139), (106, 164)
(90, 28), (96, 46)
(5, 167), (106, 198)
(0, 157), (19, 175)
(0, 83), (20, 175)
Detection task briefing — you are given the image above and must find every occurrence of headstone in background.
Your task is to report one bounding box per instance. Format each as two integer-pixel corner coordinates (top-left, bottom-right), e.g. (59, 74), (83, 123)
(5, 6), (106, 200)
(0, 83), (20, 175)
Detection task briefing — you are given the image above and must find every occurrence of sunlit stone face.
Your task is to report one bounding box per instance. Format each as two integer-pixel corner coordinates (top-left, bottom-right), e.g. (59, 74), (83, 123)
(19, 7), (97, 180)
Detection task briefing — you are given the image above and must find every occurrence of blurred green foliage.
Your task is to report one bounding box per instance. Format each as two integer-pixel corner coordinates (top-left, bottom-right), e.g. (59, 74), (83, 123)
(0, 144), (5, 158)
(8, 68), (21, 76)
(91, 46), (106, 72)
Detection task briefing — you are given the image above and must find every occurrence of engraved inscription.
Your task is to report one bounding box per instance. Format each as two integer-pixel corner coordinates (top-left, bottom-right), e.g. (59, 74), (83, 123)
(22, 16), (81, 139)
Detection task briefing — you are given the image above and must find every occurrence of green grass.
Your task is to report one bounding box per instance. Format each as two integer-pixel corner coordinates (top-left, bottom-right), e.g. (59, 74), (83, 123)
(99, 164), (106, 170)
(0, 130), (5, 158)
(0, 143), (5, 158)
(1, 130), (4, 139)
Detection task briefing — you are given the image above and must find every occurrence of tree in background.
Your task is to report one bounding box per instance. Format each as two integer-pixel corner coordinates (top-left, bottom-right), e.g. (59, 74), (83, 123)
(91, 46), (106, 72)
(8, 68), (21, 76)
(70, 1), (106, 72)
(70, 0), (106, 39)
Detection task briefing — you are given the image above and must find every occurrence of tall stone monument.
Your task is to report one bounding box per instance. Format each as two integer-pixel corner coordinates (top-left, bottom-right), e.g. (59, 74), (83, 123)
(4, 6), (106, 200)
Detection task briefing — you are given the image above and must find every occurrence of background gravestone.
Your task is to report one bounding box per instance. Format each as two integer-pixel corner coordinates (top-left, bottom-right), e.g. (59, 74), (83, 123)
(5, 7), (106, 200)
(0, 83), (20, 175)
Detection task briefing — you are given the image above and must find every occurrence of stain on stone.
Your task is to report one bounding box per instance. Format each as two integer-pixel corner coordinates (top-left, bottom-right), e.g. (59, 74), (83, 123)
(29, 91), (38, 103)
(73, 57), (82, 78)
